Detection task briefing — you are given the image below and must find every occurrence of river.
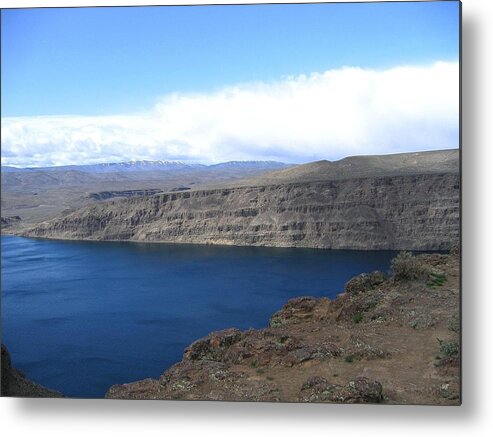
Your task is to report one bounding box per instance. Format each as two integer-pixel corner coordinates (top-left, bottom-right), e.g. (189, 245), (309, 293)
(1, 235), (398, 397)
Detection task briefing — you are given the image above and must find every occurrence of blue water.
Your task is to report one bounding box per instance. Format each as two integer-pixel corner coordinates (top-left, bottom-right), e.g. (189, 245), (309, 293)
(1, 235), (399, 398)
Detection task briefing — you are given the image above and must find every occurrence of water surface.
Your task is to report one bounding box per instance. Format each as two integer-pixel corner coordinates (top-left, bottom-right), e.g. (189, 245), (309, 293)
(1, 235), (398, 397)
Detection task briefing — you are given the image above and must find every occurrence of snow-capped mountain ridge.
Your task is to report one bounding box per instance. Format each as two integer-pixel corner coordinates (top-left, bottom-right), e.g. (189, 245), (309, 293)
(1, 160), (290, 173)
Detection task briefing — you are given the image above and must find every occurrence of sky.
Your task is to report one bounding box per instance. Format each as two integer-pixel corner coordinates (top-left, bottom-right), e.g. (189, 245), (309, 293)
(1, 1), (460, 167)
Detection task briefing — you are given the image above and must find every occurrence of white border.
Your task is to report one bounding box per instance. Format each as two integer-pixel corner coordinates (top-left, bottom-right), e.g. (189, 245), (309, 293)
(2, 0), (493, 436)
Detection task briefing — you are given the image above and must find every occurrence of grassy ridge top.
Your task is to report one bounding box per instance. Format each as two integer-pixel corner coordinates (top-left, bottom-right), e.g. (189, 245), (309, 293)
(215, 149), (459, 188)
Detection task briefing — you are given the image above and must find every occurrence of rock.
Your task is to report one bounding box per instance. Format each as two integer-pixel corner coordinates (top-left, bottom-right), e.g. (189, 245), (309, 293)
(282, 343), (342, 367)
(183, 328), (242, 361)
(343, 335), (390, 360)
(221, 331), (305, 366)
(155, 359), (281, 402)
(344, 271), (387, 295)
(449, 243), (460, 258)
(1, 216), (21, 230)
(88, 189), (164, 201)
(269, 297), (321, 327)
(285, 347), (313, 365)
(105, 378), (161, 400)
(1, 344), (63, 398)
(335, 291), (382, 322)
(299, 376), (383, 403)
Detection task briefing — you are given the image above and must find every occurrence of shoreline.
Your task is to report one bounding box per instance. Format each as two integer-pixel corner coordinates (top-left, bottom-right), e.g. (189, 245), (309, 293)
(1, 233), (454, 253)
(105, 249), (461, 404)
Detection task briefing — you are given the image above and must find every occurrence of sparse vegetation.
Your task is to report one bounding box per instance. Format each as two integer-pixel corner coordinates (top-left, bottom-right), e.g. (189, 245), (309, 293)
(275, 335), (289, 347)
(391, 251), (430, 281)
(427, 272), (447, 288)
(437, 338), (459, 357)
(447, 314), (460, 333)
(352, 313), (363, 324)
(344, 355), (354, 363)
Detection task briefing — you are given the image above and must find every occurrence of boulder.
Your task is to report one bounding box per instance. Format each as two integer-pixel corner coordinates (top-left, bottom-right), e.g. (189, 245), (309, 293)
(183, 328), (242, 361)
(344, 271), (387, 295)
(269, 297), (320, 327)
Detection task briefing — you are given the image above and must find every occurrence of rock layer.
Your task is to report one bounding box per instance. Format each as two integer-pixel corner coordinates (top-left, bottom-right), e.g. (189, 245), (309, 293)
(24, 172), (459, 250)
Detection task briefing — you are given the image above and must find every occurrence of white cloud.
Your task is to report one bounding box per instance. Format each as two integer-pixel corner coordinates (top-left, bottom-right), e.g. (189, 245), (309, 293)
(1, 61), (459, 167)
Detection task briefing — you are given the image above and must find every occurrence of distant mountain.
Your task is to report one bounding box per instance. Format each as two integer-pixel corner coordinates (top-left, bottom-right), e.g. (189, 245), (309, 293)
(0, 166), (32, 173)
(208, 161), (290, 171)
(1, 160), (290, 174)
(0, 160), (204, 173)
(0, 159), (293, 224)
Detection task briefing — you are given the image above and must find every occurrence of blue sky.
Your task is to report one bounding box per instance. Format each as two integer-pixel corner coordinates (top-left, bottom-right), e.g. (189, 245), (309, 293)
(1, 1), (460, 166)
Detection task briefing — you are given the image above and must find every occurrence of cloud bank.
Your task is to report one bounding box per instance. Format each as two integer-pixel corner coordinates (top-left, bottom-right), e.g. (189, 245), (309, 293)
(1, 61), (459, 167)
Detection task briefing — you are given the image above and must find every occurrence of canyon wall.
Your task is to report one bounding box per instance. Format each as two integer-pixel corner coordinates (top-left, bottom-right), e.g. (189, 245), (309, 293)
(24, 172), (460, 250)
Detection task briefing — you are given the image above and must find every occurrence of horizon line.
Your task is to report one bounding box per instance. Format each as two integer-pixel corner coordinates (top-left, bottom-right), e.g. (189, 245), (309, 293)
(1, 147), (459, 170)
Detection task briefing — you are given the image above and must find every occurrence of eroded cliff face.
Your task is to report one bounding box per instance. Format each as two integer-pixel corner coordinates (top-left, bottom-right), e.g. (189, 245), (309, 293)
(23, 172), (459, 250)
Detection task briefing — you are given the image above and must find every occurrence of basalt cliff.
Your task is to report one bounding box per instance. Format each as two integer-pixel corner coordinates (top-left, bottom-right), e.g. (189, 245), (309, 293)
(21, 150), (460, 250)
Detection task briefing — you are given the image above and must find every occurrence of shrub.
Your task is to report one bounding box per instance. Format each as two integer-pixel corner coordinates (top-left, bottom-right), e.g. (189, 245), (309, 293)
(344, 355), (354, 363)
(448, 314), (460, 333)
(391, 251), (429, 281)
(344, 271), (387, 295)
(427, 272), (447, 288)
(352, 313), (363, 324)
(437, 338), (459, 357)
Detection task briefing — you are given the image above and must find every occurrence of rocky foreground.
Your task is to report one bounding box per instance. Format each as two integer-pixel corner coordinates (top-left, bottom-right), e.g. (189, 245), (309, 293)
(106, 249), (461, 404)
